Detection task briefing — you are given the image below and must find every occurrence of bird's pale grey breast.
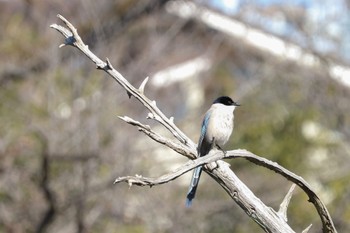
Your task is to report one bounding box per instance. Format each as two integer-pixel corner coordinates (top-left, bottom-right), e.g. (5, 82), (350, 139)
(205, 104), (235, 147)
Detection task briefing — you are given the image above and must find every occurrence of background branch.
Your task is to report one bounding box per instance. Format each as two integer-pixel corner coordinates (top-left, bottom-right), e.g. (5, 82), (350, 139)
(32, 130), (56, 233)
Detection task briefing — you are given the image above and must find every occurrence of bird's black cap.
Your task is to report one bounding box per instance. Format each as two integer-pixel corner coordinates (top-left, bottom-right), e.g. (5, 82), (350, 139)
(213, 96), (240, 106)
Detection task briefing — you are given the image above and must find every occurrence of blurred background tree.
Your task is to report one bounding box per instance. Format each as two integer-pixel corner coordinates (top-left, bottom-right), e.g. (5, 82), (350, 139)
(0, 0), (349, 232)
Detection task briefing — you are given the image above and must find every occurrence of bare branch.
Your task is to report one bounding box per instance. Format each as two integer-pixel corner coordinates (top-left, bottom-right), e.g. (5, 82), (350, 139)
(114, 150), (223, 186)
(224, 149), (336, 233)
(50, 15), (196, 149)
(117, 116), (195, 158)
(278, 184), (296, 222)
(50, 15), (337, 233)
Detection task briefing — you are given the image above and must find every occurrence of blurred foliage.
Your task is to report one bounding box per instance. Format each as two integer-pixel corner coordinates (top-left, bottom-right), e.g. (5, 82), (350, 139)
(0, 0), (349, 233)
(235, 96), (316, 172)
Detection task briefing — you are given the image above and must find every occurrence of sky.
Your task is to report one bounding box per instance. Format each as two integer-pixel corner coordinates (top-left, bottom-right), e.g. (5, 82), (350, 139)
(206, 0), (350, 62)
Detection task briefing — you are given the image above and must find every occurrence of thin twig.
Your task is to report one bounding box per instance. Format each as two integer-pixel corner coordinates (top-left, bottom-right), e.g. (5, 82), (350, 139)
(117, 116), (195, 158)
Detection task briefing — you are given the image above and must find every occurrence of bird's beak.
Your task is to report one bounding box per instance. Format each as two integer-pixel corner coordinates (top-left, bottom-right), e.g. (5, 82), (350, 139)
(234, 102), (241, 107)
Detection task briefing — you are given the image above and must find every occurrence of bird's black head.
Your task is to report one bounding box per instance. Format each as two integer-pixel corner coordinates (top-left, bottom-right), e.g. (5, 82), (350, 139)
(213, 96), (240, 106)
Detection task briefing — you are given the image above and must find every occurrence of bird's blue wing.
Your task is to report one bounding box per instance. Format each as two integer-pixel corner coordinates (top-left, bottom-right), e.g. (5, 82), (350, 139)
(186, 111), (211, 207)
(198, 112), (212, 156)
(198, 112), (211, 155)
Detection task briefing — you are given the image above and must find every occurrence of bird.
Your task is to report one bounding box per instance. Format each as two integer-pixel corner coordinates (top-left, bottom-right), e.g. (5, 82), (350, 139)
(186, 96), (240, 207)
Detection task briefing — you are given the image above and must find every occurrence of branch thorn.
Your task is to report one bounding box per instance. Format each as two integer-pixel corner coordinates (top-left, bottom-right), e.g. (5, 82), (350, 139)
(147, 113), (154, 119)
(278, 184), (296, 222)
(105, 58), (114, 70)
(127, 91), (132, 99)
(138, 76), (149, 94)
(117, 115), (128, 121)
(302, 224), (312, 233)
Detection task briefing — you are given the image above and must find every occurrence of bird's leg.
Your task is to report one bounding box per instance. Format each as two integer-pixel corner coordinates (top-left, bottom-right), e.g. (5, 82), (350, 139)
(214, 145), (225, 170)
(205, 137), (223, 171)
(215, 143), (226, 156)
(215, 144), (227, 156)
(211, 137), (226, 155)
(210, 137), (216, 150)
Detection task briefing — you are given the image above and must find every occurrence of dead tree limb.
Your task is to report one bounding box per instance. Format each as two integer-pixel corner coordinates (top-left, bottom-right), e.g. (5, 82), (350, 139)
(50, 14), (337, 233)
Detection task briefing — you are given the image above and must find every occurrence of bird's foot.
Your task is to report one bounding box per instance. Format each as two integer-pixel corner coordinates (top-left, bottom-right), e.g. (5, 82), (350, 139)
(206, 161), (219, 171)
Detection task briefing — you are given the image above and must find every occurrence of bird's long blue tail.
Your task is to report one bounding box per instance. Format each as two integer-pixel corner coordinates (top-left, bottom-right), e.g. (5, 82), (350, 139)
(186, 166), (203, 207)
